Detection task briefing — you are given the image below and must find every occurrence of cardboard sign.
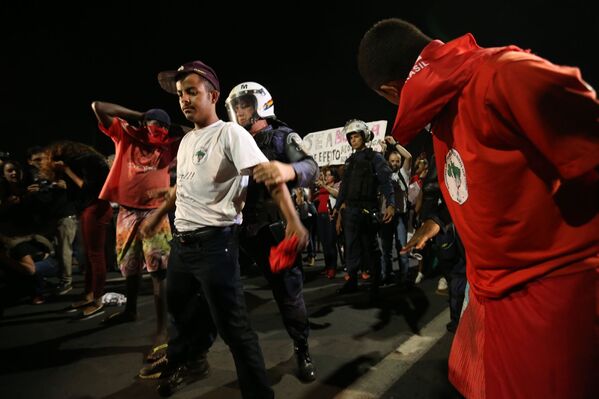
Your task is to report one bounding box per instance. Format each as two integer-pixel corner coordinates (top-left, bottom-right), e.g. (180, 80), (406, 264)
(302, 120), (387, 166)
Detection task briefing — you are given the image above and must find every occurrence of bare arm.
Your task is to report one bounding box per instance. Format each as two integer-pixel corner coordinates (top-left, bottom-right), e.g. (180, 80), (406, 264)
(400, 219), (441, 253)
(384, 136), (412, 172)
(139, 186), (177, 237)
(0, 252), (36, 275)
(323, 183), (339, 198)
(91, 101), (144, 129)
(53, 161), (84, 188)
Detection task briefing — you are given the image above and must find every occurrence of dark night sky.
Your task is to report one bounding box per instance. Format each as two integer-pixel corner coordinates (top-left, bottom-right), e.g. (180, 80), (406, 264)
(2, 1), (597, 160)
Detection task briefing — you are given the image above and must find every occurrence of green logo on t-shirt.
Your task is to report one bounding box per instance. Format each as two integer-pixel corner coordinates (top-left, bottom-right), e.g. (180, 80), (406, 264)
(193, 149), (206, 164)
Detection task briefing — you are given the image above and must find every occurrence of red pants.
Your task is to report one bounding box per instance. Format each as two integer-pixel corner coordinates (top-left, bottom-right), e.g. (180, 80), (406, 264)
(449, 268), (598, 399)
(80, 199), (113, 299)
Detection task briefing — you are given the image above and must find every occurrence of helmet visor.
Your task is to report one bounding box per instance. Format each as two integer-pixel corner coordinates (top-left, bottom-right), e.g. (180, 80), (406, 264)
(225, 91), (260, 129)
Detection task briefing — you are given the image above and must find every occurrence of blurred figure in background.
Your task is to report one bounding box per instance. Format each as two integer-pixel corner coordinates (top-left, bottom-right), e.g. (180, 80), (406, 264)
(43, 141), (112, 318)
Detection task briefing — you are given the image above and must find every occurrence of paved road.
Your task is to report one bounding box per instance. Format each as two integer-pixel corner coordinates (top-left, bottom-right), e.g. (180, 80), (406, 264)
(0, 255), (461, 398)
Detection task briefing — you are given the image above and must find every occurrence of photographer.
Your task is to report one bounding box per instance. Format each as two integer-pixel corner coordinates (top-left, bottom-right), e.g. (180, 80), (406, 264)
(27, 153), (78, 297)
(0, 159), (57, 304)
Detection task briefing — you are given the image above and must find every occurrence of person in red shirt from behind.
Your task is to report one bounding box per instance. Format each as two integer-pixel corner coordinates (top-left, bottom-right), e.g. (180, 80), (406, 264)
(358, 18), (599, 399)
(92, 101), (181, 360)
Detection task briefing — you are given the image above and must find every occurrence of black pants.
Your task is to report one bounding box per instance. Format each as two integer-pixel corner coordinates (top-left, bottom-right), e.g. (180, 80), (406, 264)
(316, 212), (338, 271)
(439, 256), (466, 327)
(379, 213), (409, 281)
(241, 224), (309, 344)
(166, 226), (273, 399)
(300, 216), (315, 258)
(434, 226), (467, 327)
(343, 206), (382, 287)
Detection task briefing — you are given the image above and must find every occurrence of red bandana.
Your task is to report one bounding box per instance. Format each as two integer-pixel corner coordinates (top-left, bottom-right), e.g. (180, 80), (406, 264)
(269, 235), (300, 273)
(123, 123), (177, 148)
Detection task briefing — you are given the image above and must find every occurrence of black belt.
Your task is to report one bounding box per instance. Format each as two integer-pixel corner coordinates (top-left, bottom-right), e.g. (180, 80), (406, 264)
(347, 200), (377, 209)
(174, 225), (235, 244)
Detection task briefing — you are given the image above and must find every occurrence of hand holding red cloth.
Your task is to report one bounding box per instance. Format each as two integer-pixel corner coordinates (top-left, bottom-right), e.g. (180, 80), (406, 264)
(269, 235), (300, 273)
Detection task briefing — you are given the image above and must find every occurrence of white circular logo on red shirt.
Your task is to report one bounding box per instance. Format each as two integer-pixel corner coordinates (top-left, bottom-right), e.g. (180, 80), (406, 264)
(444, 149), (468, 205)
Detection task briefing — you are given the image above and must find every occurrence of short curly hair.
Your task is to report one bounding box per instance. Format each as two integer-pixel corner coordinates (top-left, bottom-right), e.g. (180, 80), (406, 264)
(358, 18), (431, 91)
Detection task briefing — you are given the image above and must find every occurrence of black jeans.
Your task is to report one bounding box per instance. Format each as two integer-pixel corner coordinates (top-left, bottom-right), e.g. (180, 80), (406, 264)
(166, 226), (273, 399)
(316, 212), (338, 270)
(342, 206), (382, 286)
(241, 224), (309, 344)
(300, 216), (315, 258)
(379, 212), (409, 281)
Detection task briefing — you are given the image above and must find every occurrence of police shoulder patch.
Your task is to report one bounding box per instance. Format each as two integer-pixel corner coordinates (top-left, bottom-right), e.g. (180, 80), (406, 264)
(286, 132), (306, 152)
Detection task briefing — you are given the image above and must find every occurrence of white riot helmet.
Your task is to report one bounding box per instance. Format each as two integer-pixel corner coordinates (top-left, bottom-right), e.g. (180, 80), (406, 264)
(225, 82), (275, 129)
(342, 119), (373, 143)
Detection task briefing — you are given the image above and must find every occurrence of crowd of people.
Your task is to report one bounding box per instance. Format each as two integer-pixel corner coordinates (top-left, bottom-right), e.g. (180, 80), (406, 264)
(1, 17), (597, 399)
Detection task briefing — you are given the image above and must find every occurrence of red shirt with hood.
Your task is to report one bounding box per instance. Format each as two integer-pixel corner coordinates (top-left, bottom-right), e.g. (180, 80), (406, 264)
(392, 34), (599, 299)
(99, 117), (179, 209)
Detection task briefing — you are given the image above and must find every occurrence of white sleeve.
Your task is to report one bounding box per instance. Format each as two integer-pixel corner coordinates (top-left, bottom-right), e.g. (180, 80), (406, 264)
(222, 123), (268, 174)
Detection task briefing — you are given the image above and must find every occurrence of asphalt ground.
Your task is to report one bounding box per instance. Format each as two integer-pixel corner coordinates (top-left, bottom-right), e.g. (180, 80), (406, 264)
(0, 254), (461, 398)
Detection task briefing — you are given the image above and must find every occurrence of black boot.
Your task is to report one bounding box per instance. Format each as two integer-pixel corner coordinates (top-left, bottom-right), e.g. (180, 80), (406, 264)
(157, 354), (210, 397)
(336, 279), (358, 295)
(368, 284), (380, 304)
(294, 340), (316, 382)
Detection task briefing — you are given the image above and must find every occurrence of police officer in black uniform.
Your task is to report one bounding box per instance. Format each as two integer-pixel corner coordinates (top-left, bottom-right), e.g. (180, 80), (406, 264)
(225, 82), (319, 382)
(333, 119), (395, 300)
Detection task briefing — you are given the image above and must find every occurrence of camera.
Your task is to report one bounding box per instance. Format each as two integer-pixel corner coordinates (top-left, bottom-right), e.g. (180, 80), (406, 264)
(33, 177), (54, 192)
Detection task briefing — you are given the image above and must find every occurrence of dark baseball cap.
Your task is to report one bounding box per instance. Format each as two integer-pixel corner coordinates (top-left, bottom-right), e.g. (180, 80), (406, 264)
(143, 108), (171, 127)
(157, 60), (220, 94)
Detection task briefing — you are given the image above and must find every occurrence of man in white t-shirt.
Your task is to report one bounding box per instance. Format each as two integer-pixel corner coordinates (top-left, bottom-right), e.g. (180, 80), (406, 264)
(139, 60), (307, 398)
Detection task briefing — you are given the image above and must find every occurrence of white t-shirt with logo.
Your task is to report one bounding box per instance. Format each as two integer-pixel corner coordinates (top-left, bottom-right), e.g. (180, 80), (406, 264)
(174, 120), (268, 231)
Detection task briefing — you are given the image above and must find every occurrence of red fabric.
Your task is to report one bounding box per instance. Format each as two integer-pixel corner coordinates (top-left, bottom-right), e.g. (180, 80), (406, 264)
(391, 34), (599, 299)
(99, 118), (179, 209)
(391, 35), (525, 145)
(80, 199), (113, 299)
(409, 175), (422, 187)
(448, 289), (485, 399)
(269, 235), (299, 273)
(315, 187), (330, 214)
(146, 125), (170, 146)
(449, 269), (598, 398)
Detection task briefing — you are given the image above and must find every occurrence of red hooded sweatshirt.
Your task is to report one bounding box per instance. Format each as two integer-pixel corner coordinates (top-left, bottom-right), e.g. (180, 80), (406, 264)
(392, 34), (599, 299)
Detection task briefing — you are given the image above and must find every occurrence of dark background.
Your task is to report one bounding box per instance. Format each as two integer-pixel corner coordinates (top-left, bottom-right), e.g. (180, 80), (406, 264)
(1, 0), (597, 160)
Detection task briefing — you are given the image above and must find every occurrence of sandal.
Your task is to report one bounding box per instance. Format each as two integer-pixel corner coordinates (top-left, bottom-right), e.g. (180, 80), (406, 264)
(78, 301), (105, 320)
(66, 298), (94, 312)
(146, 343), (168, 363)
